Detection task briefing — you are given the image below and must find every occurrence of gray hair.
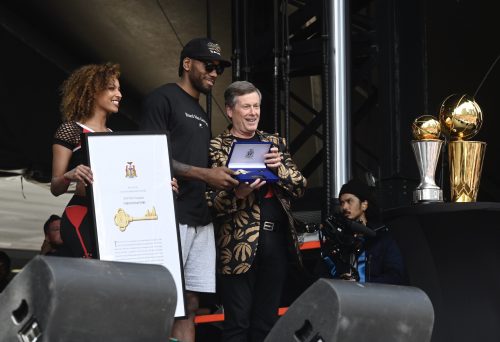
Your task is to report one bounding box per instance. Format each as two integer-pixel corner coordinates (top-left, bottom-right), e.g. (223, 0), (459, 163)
(224, 81), (262, 108)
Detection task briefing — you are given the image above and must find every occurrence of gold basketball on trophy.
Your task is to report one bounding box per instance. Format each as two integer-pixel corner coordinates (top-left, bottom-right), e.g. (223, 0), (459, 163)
(412, 115), (441, 140)
(439, 93), (486, 202)
(438, 94), (483, 141)
(411, 114), (444, 203)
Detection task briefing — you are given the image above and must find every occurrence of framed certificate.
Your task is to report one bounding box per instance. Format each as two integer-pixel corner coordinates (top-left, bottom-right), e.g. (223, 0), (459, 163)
(84, 132), (185, 318)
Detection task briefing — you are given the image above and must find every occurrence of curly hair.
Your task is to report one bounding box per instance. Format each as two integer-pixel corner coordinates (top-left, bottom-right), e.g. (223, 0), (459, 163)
(60, 63), (120, 122)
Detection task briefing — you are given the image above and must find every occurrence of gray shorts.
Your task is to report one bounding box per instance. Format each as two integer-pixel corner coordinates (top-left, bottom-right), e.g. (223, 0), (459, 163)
(179, 222), (216, 293)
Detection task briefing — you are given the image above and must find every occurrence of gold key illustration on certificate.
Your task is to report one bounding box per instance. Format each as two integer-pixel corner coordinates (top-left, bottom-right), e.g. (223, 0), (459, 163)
(114, 207), (158, 231)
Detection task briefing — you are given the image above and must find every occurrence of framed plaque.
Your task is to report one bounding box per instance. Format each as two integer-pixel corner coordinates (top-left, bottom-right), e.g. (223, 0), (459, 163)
(84, 132), (185, 317)
(227, 141), (279, 183)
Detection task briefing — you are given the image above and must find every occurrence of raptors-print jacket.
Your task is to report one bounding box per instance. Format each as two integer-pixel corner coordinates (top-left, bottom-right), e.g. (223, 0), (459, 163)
(207, 128), (307, 275)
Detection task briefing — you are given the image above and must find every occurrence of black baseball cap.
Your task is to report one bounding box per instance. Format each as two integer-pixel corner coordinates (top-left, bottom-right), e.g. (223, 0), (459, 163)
(178, 38), (231, 76)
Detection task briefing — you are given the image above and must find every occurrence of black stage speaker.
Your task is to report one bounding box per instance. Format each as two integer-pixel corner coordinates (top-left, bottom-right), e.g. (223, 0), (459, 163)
(265, 278), (434, 342)
(0, 256), (177, 342)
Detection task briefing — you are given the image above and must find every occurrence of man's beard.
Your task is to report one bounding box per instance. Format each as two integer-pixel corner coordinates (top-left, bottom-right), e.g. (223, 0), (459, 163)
(191, 75), (213, 95)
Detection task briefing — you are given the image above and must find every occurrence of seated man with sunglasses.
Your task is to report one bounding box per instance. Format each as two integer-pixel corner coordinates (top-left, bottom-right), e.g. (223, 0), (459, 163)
(140, 37), (238, 342)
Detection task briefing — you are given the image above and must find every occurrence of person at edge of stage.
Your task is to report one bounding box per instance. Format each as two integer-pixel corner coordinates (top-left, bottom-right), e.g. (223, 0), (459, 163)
(319, 178), (405, 284)
(207, 81), (307, 342)
(140, 38), (239, 342)
(40, 214), (64, 256)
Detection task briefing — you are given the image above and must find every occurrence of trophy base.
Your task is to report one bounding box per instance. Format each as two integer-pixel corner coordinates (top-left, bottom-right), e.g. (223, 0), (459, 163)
(413, 189), (443, 203)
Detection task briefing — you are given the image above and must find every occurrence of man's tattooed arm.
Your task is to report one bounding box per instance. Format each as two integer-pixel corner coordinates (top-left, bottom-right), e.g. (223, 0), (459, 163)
(171, 159), (238, 190)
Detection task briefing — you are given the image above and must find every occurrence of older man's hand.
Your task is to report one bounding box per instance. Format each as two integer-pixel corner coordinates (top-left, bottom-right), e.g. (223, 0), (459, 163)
(264, 147), (282, 171)
(234, 178), (267, 199)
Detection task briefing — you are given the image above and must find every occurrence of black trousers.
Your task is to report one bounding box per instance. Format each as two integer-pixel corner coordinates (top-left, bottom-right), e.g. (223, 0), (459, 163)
(220, 227), (289, 342)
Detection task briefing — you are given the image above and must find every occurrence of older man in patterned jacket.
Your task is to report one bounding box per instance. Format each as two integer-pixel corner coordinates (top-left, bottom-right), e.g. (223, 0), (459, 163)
(207, 81), (307, 342)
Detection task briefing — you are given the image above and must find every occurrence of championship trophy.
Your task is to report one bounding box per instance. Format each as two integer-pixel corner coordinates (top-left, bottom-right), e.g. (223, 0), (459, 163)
(411, 115), (444, 203)
(439, 94), (486, 202)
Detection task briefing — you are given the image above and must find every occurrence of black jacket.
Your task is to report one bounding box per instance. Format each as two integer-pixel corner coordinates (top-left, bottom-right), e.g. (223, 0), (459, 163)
(363, 227), (405, 285)
(318, 224), (405, 285)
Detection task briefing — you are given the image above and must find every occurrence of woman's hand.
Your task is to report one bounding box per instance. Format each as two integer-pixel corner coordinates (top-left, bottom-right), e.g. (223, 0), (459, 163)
(234, 178), (267, 199)
(65, 164), (93, 186)
(171, 177), (179, 194)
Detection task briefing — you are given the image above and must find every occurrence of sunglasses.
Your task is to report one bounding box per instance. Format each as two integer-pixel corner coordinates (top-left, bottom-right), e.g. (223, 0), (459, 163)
(196, 59), (225, 75)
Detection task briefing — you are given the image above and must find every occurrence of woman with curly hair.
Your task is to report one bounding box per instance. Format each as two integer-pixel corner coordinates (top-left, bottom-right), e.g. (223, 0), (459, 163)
(50, 63), (121, 258)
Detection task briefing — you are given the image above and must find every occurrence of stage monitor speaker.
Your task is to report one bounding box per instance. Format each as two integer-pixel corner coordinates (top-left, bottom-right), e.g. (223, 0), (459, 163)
(0, 255), (177, 342)
(265, 278), (434, 342)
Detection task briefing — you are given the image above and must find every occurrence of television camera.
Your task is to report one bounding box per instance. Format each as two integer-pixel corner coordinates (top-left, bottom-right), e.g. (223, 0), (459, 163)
(318, 214), (376, 281)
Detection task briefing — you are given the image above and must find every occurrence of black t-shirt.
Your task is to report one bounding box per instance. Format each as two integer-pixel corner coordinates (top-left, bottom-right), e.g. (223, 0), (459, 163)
(233, 135), (287, 224)
(140, 83), (211, 226)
